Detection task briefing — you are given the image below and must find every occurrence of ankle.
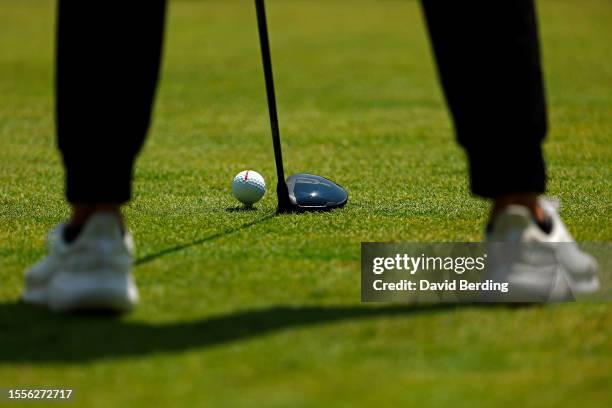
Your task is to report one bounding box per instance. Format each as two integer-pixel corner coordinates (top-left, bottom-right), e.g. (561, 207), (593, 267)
(64, 204), (123, 243)
(490, 193), (545, 223)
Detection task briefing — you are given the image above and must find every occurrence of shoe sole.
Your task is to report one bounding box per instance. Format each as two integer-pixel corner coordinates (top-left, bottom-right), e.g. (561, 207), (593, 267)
(562, 255), (601, 295)
(22, 285), (48, 305)
(46, 270), (138, 313)
(481, 260), (600, 303)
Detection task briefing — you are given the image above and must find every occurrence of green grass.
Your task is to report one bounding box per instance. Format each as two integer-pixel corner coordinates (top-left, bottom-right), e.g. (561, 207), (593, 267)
(1, 0), (611, 406)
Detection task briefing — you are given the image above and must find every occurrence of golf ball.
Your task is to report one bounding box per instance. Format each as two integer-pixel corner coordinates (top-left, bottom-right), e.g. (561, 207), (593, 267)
(232, 170), (266, 205)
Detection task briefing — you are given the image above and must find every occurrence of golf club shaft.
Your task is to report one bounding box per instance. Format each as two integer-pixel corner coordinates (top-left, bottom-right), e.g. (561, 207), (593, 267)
(255, 0), (286, 186)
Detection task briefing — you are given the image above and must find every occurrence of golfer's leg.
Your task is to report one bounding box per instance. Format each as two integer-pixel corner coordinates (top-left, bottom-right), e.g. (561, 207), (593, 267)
(56, 0), (167, 207)
(421, 0), (547, 201)
(22, 1), (167, 312)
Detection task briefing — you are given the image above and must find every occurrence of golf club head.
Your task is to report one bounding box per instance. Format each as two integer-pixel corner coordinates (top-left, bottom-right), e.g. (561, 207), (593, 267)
(277, 173), (348, 212)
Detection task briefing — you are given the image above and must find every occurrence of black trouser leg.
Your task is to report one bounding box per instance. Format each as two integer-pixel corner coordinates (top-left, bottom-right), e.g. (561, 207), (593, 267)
(421, 0), (548, 198)
(56, 0), (167, 204)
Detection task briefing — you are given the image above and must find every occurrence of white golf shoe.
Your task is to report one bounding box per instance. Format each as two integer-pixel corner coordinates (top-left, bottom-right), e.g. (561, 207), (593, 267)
(485, 198), (599, 302)
(23, 213), (139, 313)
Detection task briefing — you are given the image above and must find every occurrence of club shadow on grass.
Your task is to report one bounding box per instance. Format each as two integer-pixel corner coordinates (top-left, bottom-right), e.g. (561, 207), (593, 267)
(135, 212), (276, 266)
(0, 302), (461, 364)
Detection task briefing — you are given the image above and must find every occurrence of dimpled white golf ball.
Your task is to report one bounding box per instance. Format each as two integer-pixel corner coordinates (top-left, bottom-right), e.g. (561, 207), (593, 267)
(232, 170), (266, 205)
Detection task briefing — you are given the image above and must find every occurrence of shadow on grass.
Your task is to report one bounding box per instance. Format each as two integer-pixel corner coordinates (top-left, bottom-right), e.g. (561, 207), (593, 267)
(0, 302), (460, 363)
(225, 205), (258, 212)
(135, 213), (276, 266)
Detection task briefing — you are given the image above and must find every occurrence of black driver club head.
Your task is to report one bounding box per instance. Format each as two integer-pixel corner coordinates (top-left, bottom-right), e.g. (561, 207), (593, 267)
(277, 173), (348, 213)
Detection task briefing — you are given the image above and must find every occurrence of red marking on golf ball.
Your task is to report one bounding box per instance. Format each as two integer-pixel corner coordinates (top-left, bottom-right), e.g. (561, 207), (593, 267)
(244, 171), (249, 180)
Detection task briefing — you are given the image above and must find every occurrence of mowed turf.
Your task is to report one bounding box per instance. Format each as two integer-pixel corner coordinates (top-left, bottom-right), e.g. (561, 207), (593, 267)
(1, 0), (611, 406)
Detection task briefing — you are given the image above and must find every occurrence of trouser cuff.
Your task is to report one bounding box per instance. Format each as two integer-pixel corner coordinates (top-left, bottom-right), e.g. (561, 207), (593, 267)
(63, 156), (134, 204)
(467, 143), (546, 198)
